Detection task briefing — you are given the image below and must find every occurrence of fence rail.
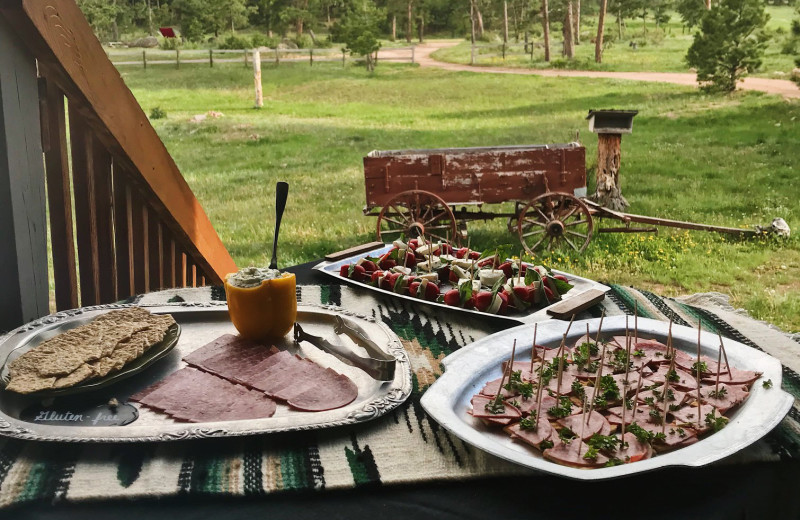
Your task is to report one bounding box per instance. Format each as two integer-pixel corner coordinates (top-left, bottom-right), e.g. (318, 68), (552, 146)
(108, 46), (417, 68)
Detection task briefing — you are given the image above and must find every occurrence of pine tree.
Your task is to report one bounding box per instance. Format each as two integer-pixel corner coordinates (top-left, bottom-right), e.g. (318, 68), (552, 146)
(686, 0), (768, 93)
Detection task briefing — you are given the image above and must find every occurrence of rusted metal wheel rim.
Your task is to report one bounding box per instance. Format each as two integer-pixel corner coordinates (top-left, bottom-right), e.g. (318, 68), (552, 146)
(376, 190), (459, 245)
(517, 192), (593, 254)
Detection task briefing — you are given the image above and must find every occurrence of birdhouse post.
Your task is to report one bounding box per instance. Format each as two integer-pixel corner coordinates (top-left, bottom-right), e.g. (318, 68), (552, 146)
(586, 109), (637, 211)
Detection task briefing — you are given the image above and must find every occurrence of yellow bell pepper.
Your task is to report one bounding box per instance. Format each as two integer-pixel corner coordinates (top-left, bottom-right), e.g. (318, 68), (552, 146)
(225, 272), (297, 340)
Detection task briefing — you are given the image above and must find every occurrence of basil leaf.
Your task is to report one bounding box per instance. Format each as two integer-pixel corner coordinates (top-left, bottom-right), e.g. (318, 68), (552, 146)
(548, 275), (574, 295)
(347, 264), (356, 277)
(525, 267), (541, 286)
(458, 280), (473, 305)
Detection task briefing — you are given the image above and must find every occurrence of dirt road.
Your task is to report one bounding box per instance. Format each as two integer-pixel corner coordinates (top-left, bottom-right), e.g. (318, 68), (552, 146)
(410, 41), (800, 100)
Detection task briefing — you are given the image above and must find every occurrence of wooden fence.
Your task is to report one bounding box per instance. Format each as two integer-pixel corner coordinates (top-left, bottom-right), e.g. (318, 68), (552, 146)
(469, 42), (538, 65)
(107, 46), (417, 69)
(0, 0), (237, 330)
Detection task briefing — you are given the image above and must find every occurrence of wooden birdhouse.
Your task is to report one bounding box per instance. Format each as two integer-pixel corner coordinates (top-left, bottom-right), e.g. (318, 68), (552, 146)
(586, 109), (638, 211)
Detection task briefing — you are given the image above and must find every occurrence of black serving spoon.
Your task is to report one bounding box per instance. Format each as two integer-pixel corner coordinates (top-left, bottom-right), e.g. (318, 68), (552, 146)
(269, 181), (289, 270)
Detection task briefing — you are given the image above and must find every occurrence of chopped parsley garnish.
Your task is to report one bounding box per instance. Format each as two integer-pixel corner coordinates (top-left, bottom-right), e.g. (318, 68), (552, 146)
(692, 361), (709, 374)
(519, 416), (537, 431)
(605, 458), (625, 467)
(708, 387), (728, 399)
(624, 398), (634, 410)
(705, 412), (729, 432)
(667, 369), (680, 383)
(627, 423), (652, 443)
(648, 409), (663, 425)
(652, 432), (667, 442)
(509, 399), (522, 409)
(484, 396), (505, 415)
(763, 379), (773, 389)
(644, 396), (656, 407)
(504, 370), (534, 398)
(610, 348), (633, 373)
(558, 427), (577, 443)
(547, 396), (573, 418)
(632, 349), (645, 358)
(587, 434), (621, 452)
(571, 380), (586, 398)
(540, 440), (554, 450)
(676, 427), (687, 438)
(582, 446), (599, 460)
(598, 374), (621, 402)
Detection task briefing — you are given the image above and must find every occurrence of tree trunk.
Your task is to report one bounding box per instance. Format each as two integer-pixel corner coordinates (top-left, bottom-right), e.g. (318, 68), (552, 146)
(593, 134), (629, 211)
(147, 0), (154, 36)
(618, 9), (623, 40)
(418, 14), (424, 42)
(407, 1), (413, 43)
(476, 5), (485, 39)
(391, 15), (396, 41)
(470, 1), (476, 43)
(563, 3), (574, 58)
(542, 0), (550, 61)
(296, 19), (303, 36)
(641, 11), (646, 37)
(705, 0), (711, 8)
(111, 0), (119, 41)
(595, 0), (607, 63)
(573, 0), (580, 45)
(503, 1), (508, 42)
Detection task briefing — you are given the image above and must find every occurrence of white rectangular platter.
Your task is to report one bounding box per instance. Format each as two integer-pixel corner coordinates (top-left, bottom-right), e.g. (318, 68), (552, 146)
(420, 316), (793, 480)
(0, 303), (412, 442)
(314, 244), (610, 324)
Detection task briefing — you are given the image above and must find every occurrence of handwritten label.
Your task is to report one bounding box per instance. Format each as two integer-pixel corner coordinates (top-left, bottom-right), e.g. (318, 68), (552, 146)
(20, 403), (138, 427)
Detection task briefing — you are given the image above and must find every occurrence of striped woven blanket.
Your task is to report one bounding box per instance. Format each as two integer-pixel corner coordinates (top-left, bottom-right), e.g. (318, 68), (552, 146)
(0, 284), (797, 508)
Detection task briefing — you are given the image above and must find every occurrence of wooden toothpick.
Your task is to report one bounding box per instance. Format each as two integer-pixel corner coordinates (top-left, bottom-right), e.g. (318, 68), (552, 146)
(593, 310), (606, 345)
(718, 332), (732, 381)
(529, 323), (538, 375)
(661, 354), (675, 435)
(714, 342), (723, 397)
(493, 340), (517, 404)
(696, 322), (703, 429)
(577, 394), (588, 456)
(634, 301), (639, 346)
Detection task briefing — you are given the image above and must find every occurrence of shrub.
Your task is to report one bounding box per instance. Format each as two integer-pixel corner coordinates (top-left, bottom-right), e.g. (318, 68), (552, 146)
(251, 34), (279, 49)
(149, 107), (166, 119)
(293, 34), (314, 49)
(160, 37), (180, 50)
(182, 19), (204, 43)
(219, 34), (251, 50)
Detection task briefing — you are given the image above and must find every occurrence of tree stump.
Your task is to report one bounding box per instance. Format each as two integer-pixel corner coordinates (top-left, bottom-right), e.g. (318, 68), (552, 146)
(593, 133), (628, 211)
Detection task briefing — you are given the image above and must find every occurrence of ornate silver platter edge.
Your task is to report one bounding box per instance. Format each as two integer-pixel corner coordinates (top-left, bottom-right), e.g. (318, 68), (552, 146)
(313, 244), (610, 325)
(0, 303), (413, 443)
(420, 316), (793, 481)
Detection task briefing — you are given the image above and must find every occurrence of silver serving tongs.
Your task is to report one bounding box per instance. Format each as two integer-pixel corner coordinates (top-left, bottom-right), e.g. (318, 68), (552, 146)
(293, 317), (395, 381)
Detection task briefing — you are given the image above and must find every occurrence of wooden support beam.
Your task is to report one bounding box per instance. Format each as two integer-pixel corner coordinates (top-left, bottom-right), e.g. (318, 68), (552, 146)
(40, 76), (78, 311)
(148, 209), (161, 291)
(0, 16), (49, 329)
(93, 139), (116, 303)
(69, 104), (100, 306)
(129, 189), (147, 295)
(113, 169), (133, 300)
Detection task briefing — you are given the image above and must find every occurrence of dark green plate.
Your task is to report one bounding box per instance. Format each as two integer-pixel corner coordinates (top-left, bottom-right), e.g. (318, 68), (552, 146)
(2, 323), (181, 398)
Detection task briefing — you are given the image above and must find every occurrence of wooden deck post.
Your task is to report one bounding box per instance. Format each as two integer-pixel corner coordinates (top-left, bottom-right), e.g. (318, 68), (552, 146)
(0, 17), (50, 330)
(594, 134), (628, 211)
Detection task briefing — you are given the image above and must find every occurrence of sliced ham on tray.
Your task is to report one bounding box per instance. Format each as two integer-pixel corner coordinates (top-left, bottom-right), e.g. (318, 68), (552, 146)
(132, 367), (277, 422)
(184, 337), (359, 413)
(479, 377), (516, 399)
(645, 365), (698, 392)
(698, 383), (749, 413)
(702, 367), (762, 386)
(610, 432), (653, 463)
(505, 416), (553, 448)
(605, 405), (651, 426)
(469, 395), (522, 420)
(556, 410), (612, 439)
(543, 438), (610, 468)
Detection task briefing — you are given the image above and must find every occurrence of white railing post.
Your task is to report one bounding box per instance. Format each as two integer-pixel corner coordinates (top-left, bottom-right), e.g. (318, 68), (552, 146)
(0, 17), (49, 330)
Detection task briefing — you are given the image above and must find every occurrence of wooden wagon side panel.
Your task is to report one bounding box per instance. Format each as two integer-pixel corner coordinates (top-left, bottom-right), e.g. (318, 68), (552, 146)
(364, 146), (586, 209)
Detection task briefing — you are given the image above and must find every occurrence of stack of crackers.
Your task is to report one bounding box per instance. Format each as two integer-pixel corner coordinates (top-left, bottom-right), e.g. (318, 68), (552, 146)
(5, 307), (176, 394)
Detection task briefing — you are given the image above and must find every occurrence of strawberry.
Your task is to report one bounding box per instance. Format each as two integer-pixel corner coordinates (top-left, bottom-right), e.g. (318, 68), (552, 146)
(391, 273), (409, 294)
(361, 260), (378, 273)
(477, 257), (498, 269)
(443, 289), (461, 307)
(408, 239), (419, 249)
(455, 247), (470, 259)
(380, 272), (395, 291)
(339, 264), (351, 278)
(512, 285), (533, 305)
(402, 252), (417, 268)
(544, 285), (555, 302)
(449, 269), (460, 284)
(379, 256), (397, 271)
(370, 270), (385, 286)
(554, 274), (569, 283)
(498, 261), (514, 279)
(422, 282), (440, 301)
(475, 291), (508, 314)
(439, 244), (453, 255)
(468, 251), (481, 260)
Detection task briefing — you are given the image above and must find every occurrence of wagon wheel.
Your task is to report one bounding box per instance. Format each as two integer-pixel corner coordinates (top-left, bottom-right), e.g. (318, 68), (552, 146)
(517, 192), (594, 254)
(376, 190), (459, 245)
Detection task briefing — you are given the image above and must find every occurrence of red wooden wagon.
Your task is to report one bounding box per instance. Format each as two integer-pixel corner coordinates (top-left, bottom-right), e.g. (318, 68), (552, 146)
(363, 143), (596, 253)
(363, 143), (762, 254)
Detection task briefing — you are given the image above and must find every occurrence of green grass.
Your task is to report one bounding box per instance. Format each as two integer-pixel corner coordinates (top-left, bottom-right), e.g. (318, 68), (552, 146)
(121, 61), (800, 332)
(432, 7), (799, 79)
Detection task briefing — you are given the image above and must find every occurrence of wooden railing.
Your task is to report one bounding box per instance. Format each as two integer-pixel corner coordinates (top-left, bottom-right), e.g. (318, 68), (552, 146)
(0, 0), (237, 330)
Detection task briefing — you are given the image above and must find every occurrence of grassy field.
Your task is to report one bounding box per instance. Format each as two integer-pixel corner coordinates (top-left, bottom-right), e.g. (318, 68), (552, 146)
(119, 60), (800, 332)
(432, 6), (799, 79)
